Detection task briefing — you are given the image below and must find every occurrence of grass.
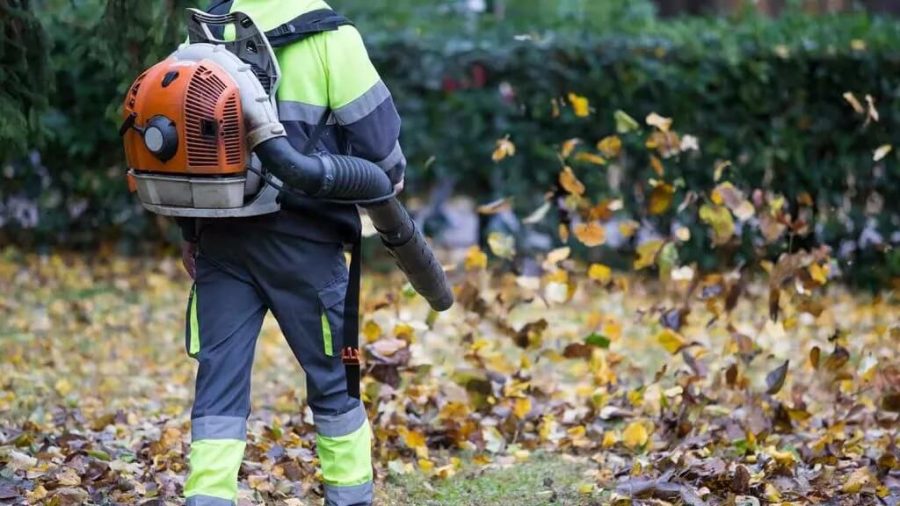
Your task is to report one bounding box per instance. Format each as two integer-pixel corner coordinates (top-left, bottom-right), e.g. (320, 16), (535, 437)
(378, 453), (606, 506)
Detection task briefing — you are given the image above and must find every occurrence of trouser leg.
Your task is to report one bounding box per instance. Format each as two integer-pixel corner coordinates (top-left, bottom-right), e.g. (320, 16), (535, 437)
(183, 250), (266, 506)
(250, 234), (373, 506)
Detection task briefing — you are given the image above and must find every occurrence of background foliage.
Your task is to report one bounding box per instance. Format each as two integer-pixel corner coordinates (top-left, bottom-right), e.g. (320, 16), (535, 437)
(1, 0), (897, 285)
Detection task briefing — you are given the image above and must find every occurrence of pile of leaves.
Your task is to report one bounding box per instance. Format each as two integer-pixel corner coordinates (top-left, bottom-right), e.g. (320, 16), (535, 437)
(0, 235), (897, 504)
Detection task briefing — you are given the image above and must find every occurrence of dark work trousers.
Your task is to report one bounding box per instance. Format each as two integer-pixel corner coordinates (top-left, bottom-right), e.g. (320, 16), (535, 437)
(182, 222), (373, 506)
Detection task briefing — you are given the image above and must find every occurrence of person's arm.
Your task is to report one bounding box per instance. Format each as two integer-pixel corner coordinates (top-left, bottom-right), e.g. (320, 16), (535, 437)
(324, 26), (406, 189)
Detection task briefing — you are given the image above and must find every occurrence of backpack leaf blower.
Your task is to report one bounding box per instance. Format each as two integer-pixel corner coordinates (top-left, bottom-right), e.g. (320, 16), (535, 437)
(120, 9), (453, 312)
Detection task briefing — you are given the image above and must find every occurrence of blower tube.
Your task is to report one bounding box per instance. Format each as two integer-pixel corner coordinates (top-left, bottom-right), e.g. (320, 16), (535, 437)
(254, 137), (454, 312)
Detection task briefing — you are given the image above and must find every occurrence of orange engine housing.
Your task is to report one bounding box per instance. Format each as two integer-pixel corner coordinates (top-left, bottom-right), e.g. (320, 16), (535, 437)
(123, 58), (247, 177)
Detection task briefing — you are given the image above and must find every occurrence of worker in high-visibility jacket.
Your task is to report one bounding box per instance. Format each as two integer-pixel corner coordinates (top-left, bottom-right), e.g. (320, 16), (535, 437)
(178, 1), (406, 505)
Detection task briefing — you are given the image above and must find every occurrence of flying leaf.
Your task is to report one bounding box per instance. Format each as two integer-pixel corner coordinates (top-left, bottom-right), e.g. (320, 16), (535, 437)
(714, 160), (732, 182)
(614, 110), (640, 133)
(646, 112), (673, 132)
(522, 201), (551, 224)
(487, 232), (516, 260)
(765, 360), (789, 395)
(568, 93), (590, 117)
(650, 155), (665, 177)
(866, 94), (880, 124)
(559, 166), (585, 196)
(699, 204), (735, 245)
(634, 239), (664, 270)
(542, 247), (571, 270)
(597, 135), (622, 157)
(477, 197), (512, 215)
(873, 144), (892, 162)
(560, 138), (581, 158)
(574, 152), (607, 166)
(648, 182), (675, 215)
(588, 263), (612, 284)
(492, 136), (516, 162)
(843, 92), (865, 114)
(464, 246), (488, 271)
(573, 222), (606, 247)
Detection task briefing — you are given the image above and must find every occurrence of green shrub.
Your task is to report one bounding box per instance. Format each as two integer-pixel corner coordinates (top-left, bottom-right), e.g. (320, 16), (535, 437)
(1, 5), (897, 285)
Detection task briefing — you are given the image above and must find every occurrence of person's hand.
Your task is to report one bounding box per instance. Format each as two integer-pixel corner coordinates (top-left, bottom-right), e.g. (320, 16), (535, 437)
(181, 241), (197, 280)
(393, 178), (405, 195)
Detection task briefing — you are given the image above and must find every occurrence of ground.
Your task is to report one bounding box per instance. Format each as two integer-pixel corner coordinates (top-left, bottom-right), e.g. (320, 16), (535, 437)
(0, 247), (898, 505)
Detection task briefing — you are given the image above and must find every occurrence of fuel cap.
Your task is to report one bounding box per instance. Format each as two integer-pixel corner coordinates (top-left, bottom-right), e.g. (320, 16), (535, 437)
(144, 115), (178, 162)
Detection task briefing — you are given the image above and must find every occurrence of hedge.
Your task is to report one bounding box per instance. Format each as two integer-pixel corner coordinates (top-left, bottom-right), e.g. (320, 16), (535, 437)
(1, 5), (898, 285)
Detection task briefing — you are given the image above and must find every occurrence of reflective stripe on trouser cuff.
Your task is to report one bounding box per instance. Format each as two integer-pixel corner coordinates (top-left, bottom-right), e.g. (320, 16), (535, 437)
(185, 495), (235, 506)
(315, 404), (373, 488)
(189, 285), (200, 355)
(324, 481), (373, 506)
(313, 402), (367, 438)
(184, 439), (246, 503)
(192, 415), (247, 441)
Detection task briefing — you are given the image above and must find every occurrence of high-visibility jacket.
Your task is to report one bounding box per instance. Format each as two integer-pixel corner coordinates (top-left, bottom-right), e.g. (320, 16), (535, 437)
(181, 0), (406, 244)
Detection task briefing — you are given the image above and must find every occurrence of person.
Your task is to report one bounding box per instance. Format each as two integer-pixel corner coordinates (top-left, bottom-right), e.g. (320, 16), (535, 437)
(177, 1), (406, 505)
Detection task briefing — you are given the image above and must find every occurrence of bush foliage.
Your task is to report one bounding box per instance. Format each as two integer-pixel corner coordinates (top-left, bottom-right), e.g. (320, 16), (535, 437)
(1, 2), (897, 284)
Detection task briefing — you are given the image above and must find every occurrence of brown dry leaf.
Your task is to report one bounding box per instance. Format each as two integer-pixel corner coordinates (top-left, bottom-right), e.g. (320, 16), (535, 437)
(843, 91), (865, 114)
(765, 360), (790, 395)
(560, 138), (581, 158)
(574, 152), (607, 166)
(648, 182), (675, 215)
(573, 222), (606, 247)
(559, 166), (586, 195)
(650, 155), (665, 177)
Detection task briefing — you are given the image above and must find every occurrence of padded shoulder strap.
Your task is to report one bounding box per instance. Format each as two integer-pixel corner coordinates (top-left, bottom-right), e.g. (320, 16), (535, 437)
(265, 9), (354, 48)
(204, 2), (352, 48)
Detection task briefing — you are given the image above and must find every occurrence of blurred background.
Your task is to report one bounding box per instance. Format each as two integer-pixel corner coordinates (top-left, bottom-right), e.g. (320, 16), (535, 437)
(2, 0), (898, 288)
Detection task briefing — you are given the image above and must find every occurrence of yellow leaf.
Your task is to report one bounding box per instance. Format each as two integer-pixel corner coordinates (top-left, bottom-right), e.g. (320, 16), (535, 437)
(646, 112), (673, 132)
(362, 320), (382, 342)
(648, 183), (675, 215)
(561, 138), (581, 158)
(578, 483), (594, 495)
(574, 152), (607, 166)
(492, 136), (516, 162)
(873, 144), (892, 162)
(618, 220), (640, 239)
(487, 232), (516, 260)
(588, 264), (612, 284)
(597, 135), (623, 157)
(851, 39), (867, 51)
(513, 397), (532, 419)
(675, 226), (691, 242)
(573, 222), (606, 247)
(808, 263), (828, 285)
(614, 110), (640, 133)
(714, 160), (732, 182)
(464, 246), (488, 271)
(699, 204), (735, 245)
(622, 421), (649, 449)
(568, 93), (590, 117)
(559, 166), (585, 195)
(634, 239), (664, 270)
(650, 155), (664, 177)
(523, 201), (552, 224)
(656, 328), (685, 354)
(858, 355), (878, 383)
